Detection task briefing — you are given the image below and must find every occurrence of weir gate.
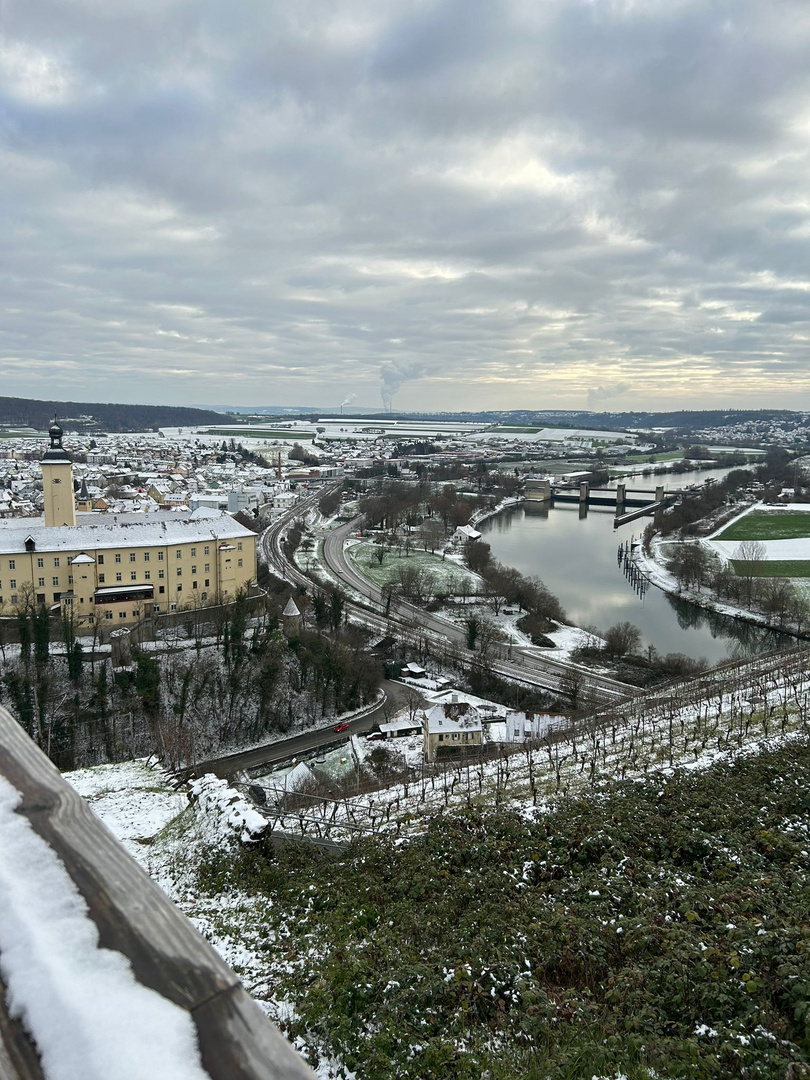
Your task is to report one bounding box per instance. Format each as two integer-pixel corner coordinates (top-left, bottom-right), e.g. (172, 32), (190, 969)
(523, 477), (684, 527)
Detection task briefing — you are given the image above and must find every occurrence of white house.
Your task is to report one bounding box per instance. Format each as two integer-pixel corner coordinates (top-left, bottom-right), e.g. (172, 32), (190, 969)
(423, 700), (482, 762)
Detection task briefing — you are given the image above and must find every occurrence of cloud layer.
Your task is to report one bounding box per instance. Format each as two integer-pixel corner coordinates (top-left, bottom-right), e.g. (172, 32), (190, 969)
(2, 1), (810, 411)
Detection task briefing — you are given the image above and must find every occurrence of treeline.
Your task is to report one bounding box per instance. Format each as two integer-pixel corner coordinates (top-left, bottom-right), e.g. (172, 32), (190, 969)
(655, 448), (801, 537)
(0, 395), (229, 433)
(462, 538), (566, 641)
(665, 541), (810, 634)
(0, 588), (382, 772)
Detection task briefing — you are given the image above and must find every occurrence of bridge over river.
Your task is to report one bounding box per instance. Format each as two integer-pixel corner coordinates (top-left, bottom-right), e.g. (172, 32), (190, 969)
(524, 476), (689, 527)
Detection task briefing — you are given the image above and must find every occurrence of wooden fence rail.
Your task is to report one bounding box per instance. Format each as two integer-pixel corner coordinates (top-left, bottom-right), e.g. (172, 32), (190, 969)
(0, 705), (315, 1080)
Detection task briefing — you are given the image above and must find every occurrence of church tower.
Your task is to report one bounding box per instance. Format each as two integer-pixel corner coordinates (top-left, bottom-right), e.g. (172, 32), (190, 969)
(41, 419), (76, 527)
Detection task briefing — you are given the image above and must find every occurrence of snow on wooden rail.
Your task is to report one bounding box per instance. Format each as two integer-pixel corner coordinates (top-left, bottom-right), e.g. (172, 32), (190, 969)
(0, 704), (315, 1080)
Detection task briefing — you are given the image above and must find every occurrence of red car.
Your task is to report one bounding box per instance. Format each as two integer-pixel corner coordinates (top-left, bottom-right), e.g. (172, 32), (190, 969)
(334, 722), (350, 733)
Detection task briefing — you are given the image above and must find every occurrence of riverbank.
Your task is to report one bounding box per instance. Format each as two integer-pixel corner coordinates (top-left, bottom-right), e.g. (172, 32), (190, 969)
(633, 535), (810, 642)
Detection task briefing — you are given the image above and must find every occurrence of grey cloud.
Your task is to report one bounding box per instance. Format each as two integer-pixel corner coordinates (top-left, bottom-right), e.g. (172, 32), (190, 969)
(2, 0), (810, 410)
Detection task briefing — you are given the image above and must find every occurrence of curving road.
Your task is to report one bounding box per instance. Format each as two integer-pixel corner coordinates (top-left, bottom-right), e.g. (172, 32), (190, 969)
(193, 677), (420, 779)
(321, 518), (632, 701)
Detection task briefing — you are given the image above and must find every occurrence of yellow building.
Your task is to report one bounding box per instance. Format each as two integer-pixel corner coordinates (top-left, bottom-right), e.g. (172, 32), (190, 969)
(0, 423), (257, 624)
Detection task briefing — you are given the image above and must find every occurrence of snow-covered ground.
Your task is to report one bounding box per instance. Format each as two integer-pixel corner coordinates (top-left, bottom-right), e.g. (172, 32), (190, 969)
(55, 643), (810, 1080)
(0, 774), (210, 1080)
(65, 759), (188, 860)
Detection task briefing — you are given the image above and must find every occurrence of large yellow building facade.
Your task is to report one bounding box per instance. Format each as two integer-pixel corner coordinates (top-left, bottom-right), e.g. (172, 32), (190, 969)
(0, 424), (257, 624)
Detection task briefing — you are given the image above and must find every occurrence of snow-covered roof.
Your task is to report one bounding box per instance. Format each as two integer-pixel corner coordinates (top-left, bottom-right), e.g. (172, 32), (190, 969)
(424, 702), (482, 734)
(0, 511), (254, 555)
(380, 720), (421, 733)
(282, 597), (301, 617)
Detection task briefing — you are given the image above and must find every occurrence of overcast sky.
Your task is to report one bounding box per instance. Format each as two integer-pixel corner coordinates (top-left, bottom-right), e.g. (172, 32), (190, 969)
(2, 1), (810, 414)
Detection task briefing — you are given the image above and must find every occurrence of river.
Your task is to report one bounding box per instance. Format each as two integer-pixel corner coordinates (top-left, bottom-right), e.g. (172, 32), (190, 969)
(479, 466), (786, 664)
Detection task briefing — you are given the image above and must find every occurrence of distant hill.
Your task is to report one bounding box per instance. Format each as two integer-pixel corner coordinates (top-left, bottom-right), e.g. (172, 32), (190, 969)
(0, 396), (231, 434)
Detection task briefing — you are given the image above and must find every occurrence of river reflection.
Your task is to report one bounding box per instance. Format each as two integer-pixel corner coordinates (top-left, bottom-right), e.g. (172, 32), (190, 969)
(480, 476), (789, 663)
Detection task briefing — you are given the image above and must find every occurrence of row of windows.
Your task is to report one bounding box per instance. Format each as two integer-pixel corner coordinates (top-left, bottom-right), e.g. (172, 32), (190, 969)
(4, 562), (231, 589)
(7, 542), (247, 574)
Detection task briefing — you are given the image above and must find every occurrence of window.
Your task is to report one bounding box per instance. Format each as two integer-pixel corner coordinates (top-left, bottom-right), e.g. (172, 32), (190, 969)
(153, 604), (160, 613)
(158, 551), (164, 561)
(97, 555), (104, 565)
(68, 575), (73, 585)
(116, 572), (122, 582)
(37, 558), (44, 568)
(177, 585), (182, 593)
(191, 565), (197, 574)
(192, 581), (198, 590)
(105, 611), (113, 620)
(10, 594), (17, 605)
(175, 549), (182, 559)
(10, 579), (16, 589)
(8, 561), (15, 570)
(115, 553), (121, 564)
(38, 577), (45, 587)
(99, 573), (105, 583)
(204, 563), (210, 573)
(36, 594), (45, 605)
(144, 552), (150, 563)
(159, 586), (165, 594)
(53, 593), (60, 602)
(191, 547), (196, 557)
(53, 558), (60, 568)
(238, 559), (243, 568)
(237, 542), (243, 551)
(158, 569), (165, 579)
(144, 571), (151, 581)
(204, 546), (209, 555)
(130, 572), (137, 581)
(170, 603), (177, 611)
(204, 579), (209, 587)
(119, 611), (127, 620)
(130, 553), (136, 563)
(176, 568), (182, 577)
(52, 576), (59, 586)
(201, 592), (207, 600)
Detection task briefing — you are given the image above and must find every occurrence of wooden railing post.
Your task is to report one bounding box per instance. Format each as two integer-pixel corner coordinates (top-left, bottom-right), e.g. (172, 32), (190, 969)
(0, 705), (315, 1080)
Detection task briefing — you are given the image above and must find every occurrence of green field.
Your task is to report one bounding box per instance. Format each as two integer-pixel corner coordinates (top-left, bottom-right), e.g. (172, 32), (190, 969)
(717, 511), (810, 542)
(731, 559), (810, 578)
(347, 541), (480, 594)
